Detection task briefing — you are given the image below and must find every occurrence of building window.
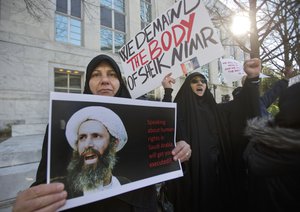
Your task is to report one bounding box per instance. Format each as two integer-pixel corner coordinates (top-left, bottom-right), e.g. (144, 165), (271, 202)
(100, 0), (126, 53)
(140, 1), (155, 99)
(55, 0), (82, 46)
(140, 0), (152, 29)
(54, 68), (83, 93)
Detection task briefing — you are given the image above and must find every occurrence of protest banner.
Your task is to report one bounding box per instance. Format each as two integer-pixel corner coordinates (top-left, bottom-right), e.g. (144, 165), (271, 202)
(119, 0), (224, 98)
(220, 58), (244, 83)
(48, 92), (182, 210)
(221, 58), (270, 83)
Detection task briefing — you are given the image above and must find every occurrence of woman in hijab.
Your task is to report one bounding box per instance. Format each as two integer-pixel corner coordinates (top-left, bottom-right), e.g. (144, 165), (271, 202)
(83, 54), (131, 98)
(244, 82), (300, 211)
(13, 54), (191, 212)
(165, 58), (261, 211)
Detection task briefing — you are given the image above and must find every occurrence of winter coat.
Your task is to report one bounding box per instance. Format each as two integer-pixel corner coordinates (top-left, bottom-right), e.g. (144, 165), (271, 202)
(244, 117), (300, 212)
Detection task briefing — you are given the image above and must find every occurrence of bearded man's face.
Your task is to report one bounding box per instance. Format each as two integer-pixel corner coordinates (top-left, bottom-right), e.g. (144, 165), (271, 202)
(77, 120), (112, 165)
(67, 120), (118, 192)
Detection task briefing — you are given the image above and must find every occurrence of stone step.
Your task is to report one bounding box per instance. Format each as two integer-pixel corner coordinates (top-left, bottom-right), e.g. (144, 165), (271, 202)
(0, 163), (39, 211)
(0, 134), (44, 168)
(0, 198), (15, 212)
(12, 123), (47, 137)
(0, 134), (44, 211)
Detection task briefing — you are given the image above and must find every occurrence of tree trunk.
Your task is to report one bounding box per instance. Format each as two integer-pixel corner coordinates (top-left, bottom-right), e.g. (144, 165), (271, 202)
(249, 0), (260, 58)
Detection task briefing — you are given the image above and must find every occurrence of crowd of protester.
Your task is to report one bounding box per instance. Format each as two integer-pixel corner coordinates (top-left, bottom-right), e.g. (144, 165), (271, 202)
(13, 55), (299, 212)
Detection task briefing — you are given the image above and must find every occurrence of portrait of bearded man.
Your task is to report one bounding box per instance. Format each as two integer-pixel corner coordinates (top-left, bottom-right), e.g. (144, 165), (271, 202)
(61, 106), (129, 198)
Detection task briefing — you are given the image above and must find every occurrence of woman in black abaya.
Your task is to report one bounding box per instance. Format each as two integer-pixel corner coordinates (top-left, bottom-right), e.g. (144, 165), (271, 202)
(28, 54), (158, 212)
(166, 72), (234, 211)
(13, 54), (192, 212)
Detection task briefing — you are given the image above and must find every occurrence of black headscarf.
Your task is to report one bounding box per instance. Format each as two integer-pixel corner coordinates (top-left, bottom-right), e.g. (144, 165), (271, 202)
(174, 72), (231, 155)
(174, 72), (221, 142)
(83, 54), (131, 98)
(169, 72), (233, 211)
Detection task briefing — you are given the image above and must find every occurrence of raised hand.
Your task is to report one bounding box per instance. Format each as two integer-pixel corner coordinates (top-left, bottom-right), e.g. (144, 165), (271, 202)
(162, 73), (176, 89)
(243, 58), (261, 78)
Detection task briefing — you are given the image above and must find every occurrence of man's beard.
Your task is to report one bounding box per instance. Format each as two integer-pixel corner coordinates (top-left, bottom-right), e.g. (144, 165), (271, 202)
(67, 142), (117, 193)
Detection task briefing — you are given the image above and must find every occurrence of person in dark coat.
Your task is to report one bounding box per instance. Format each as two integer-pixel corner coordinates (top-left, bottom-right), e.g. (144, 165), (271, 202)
(164, 58), (261, 212)
(243, 82), (300, 212)
(227, 68), (294, 210)
(13, 54), (191, 212)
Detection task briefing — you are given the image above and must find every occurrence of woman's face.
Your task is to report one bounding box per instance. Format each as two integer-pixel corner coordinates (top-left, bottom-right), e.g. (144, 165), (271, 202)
(190, 76), (207, 96)
(89, 62), (120, 96)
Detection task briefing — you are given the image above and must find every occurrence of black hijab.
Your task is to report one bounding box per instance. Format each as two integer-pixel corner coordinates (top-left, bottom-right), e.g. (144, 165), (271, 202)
(174, 72), (230, 144)
(83, 54), (131, 98)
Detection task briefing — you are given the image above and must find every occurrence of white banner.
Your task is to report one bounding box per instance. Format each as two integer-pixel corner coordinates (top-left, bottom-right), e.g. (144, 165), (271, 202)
(119, 0), (224, 98)
(220, 58), (244, 83)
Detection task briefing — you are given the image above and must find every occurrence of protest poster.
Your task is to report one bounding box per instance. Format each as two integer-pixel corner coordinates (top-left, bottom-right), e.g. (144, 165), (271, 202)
(220, 58), (244, 83)
(119, 0), (224, 98)
(48, 92), (182, 210)
(221, 58), (270, 83)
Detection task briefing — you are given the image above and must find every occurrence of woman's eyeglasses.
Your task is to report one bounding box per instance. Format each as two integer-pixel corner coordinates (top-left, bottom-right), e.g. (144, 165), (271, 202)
(190, 78), (206, 84)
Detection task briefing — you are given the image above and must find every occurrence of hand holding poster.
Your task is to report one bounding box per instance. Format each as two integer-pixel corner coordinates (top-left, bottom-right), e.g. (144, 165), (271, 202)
(119, 0), (224, 98)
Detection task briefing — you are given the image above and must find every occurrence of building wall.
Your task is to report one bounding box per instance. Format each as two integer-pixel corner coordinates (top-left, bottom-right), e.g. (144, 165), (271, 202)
(0, 0), (244, 136)
(0, 0), (149, 135)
